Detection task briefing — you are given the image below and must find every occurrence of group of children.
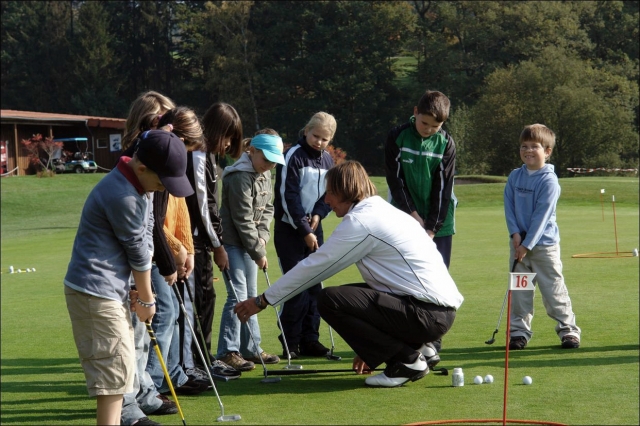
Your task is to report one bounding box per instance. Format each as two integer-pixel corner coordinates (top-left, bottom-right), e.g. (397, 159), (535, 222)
(64, 88), (581, 424)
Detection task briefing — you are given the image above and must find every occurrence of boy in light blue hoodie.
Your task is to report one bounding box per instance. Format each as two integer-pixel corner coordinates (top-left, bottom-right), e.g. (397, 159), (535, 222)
(504, 124), (581, 351)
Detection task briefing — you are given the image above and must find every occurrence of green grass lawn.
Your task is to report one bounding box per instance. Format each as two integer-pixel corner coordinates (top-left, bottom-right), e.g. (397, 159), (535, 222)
(1, 174), (638, 425)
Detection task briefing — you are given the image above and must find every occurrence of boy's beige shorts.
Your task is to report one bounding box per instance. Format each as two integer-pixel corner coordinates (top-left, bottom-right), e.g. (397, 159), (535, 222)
(65, 286), (135, 396)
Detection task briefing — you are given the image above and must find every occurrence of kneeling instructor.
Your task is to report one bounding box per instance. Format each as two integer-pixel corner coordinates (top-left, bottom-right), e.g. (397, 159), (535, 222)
(234, 160), (463, 388)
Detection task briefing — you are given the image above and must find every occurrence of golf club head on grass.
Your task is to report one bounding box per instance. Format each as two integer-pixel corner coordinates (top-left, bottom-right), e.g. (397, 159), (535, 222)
(326, 353), (342, 361)
(485, 330), (498, 345)
(217, 414), (241, 422)
(432, 367), (449, 376)
(261, 376), (282, 383)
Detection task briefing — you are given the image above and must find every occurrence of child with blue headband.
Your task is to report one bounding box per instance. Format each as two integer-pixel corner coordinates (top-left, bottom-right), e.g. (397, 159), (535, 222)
(217, 129), (285, 371)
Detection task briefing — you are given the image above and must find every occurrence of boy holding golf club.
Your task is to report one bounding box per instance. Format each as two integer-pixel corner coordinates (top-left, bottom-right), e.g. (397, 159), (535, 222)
(64, 130), (194, 425)
(384, 90), (457, 361)
(504, 123), (581, 350)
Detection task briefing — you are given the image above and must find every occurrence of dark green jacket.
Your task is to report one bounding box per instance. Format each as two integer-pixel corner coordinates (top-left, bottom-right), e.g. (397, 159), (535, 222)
(384, 116), (456, 236)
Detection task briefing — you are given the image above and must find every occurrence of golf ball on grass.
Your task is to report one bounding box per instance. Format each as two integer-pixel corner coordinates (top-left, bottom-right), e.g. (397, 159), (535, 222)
(473, 376), (483, 385)
(633, 248), (638, 257)
(484, 375), (494, 383)
(523, 376), (533, 385)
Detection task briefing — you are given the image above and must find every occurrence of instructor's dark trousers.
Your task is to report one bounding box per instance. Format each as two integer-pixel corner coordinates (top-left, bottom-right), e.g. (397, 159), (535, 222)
(317, 283), (456, 369)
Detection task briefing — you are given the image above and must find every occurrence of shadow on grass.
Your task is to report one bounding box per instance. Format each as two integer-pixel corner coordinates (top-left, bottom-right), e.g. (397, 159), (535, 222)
(0, 410), (95, 425)
(435, 344), (640, 369)
(1, 357), (83, 375)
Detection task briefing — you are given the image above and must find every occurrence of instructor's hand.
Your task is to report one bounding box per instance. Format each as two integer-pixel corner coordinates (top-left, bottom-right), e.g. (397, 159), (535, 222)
(234, 299), (261, 323)
(352, 355), (372, 375)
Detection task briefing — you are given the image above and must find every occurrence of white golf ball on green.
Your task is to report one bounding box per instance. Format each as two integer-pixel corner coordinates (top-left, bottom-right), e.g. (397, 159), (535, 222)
(473, 375), (483, 385)
(523, 376), (533, 385)
(484, 374), (494, 383)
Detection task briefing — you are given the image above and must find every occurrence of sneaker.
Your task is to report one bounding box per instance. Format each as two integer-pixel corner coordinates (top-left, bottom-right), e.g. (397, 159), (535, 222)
(300, 341), (330, 357)
(150, 394), (178, 415)
(561, 335), (580, 349)
(245, 351), (281, 364)
(220, 351), (255, 371)
(132, 417), (161, 426)
(186, 367), (209, 382)
(161, 376), (209, 396)
(365, 354), (429, 388)
(210, 359), (241, 379)
(509, 336), (528, 350)
(419, 342), (441, 369)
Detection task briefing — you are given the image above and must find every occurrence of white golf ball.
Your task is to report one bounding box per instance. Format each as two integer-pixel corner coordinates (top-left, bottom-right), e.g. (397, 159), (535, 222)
(523, 376), (533, 385)
(26, 268), (31, 272)
(484, 374), (494, 384)
(474, 375), (483, 385)
(633, 248), (638, 257)
(32, 268), (36, 272)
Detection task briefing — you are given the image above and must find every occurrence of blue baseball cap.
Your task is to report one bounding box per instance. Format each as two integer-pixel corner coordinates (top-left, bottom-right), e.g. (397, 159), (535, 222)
(135, 130), (194, 197)
(250, 134), (285, 165)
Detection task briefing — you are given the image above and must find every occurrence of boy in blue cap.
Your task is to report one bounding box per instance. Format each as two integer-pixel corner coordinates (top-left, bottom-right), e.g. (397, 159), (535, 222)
(64, 130), (193, 425)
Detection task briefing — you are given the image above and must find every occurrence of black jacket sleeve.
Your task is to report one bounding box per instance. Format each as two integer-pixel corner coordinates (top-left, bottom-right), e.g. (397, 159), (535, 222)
(384, 123), (416, 215)
(425, 129), (456, 233)
(152, 189), (177, 276)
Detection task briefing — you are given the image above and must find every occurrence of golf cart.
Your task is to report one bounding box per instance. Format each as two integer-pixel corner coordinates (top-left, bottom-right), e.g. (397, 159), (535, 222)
(52, 137), (98, 173)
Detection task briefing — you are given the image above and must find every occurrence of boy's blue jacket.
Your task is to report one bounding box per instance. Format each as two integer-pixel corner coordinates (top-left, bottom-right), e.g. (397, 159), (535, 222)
(504, 164), (560, 249)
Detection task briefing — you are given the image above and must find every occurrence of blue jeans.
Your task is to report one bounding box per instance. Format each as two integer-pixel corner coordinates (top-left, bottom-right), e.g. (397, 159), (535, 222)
(145, 264), (188, 393)
(121, 314), (162, 425)
(216, 244), (263, 358)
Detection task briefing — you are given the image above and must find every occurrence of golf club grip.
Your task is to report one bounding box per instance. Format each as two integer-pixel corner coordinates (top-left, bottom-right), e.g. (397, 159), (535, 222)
(267, 368), (356, 376)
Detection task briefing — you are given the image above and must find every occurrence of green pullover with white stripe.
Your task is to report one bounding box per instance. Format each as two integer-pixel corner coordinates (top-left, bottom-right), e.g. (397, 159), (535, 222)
(384, 116), (456, 237)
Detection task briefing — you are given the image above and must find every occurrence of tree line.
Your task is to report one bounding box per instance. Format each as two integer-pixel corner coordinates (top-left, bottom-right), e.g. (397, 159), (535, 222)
(1, 1), (638, 176)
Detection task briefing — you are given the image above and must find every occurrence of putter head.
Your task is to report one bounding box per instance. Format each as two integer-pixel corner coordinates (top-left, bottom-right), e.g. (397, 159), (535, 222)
(283, 363), (304, 370)
(433, 367), (449, 376)
(485, 338), (495, 345)
(261, 377), (282, 383)
(326, 353), (342, 361)
(217, 414), (241, 422)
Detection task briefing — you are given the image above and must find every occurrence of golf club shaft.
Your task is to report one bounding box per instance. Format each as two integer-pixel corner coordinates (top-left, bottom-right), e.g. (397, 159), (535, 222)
(319, 281), (340, 359)
(182, 275), (213, 368)
(267, 368), (357, 376)
(172, 281), (230, 418)
(145, 320), (187, 426)
(262, 268), (299, 367)
(223, 269), (270, 378)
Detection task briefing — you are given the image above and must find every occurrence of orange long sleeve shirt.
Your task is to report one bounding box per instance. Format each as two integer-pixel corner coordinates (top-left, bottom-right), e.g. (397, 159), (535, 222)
(164, 195), (194, 256)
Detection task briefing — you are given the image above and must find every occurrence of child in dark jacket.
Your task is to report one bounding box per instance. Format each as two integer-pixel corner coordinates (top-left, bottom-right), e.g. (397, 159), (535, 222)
(273, 112), (337, 359)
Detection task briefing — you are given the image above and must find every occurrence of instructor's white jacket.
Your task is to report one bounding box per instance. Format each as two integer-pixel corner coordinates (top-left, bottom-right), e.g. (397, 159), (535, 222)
(264, 195), (463, 309)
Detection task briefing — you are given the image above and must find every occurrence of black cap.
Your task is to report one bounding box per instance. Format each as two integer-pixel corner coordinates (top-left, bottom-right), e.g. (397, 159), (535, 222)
(135, 130), (194, 197)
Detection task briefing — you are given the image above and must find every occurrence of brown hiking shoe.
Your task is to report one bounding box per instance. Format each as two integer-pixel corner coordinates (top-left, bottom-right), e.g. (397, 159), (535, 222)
(245, 351), (280, 364)
(220, 352), (255, 371)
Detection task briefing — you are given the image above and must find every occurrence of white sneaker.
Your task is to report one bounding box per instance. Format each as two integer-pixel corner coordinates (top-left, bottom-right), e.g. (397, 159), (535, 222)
(365, 354), (428, 388)
(419, 342), (441, 368)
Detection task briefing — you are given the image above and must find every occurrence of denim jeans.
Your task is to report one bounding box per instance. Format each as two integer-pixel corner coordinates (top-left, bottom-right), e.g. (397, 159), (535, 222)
(145, 264), (189, 393)
(216, 244), (264, 359)
(121, 313), (162, 425)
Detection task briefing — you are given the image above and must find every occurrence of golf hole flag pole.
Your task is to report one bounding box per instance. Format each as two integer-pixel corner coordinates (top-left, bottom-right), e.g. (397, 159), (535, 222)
(503, 269), (536, 426)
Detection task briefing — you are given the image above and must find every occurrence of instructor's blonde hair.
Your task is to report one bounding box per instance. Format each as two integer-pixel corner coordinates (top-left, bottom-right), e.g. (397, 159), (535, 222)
(325, 161), (377, 204)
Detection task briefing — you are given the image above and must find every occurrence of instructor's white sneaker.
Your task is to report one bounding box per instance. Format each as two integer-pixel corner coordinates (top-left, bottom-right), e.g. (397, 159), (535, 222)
(419, 342), (441, 369)
(365, 354), (429, 388)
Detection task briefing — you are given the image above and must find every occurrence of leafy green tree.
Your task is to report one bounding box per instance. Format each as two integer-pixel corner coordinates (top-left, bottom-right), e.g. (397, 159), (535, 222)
(251, 1), (415, 173)
(410, 1), (594, 106)
(469, 46), (638, 176)
(69, 1), (126, 116)
(1, 1), (74, 112)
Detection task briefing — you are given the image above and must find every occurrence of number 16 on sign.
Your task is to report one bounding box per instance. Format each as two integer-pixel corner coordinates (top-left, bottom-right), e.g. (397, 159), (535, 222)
(509, 272), (536, 290)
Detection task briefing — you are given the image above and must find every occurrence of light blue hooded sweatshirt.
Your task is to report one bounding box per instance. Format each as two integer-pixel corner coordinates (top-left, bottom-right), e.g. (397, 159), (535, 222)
(504, 164), (560, 250)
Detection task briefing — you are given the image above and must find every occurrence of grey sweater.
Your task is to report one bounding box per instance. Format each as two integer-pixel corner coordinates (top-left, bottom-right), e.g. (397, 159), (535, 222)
(220, 152), (273, 261)
(64, 164), (153, 303)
